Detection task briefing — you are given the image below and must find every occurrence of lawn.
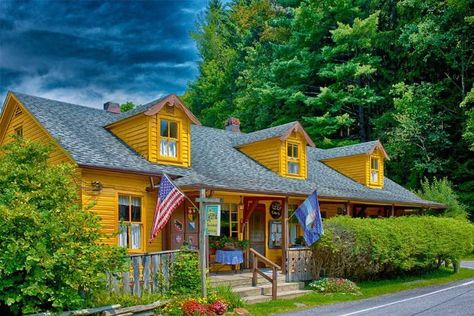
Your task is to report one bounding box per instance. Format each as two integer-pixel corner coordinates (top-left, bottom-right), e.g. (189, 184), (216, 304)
(246, 267), (474, 316)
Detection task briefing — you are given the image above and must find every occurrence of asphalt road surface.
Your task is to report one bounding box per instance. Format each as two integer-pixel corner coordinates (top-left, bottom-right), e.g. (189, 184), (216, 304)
(279, 262), (474, 316)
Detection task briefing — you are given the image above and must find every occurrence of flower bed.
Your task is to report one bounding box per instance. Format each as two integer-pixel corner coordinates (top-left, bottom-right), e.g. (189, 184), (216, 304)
(309, 277), (361, 294)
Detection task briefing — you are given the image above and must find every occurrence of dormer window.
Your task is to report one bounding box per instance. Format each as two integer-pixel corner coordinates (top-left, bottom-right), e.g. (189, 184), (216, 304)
(370, 157), (379, 183)
(160, 119), (178, 158)
(287, 142), (300, 175)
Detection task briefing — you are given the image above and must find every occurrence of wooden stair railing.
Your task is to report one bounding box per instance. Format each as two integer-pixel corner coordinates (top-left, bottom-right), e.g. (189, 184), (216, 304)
(249, 248), (281, 300)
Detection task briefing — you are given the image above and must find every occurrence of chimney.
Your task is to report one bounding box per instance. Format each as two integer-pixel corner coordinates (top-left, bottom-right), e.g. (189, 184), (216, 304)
(103, 101), (120, 114)
(225, 117), (241, 133)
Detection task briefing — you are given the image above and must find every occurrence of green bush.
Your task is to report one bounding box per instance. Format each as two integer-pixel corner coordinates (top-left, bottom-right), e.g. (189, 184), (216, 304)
(0, 138), (126, 314)
(169, 249), (201, 295)
(309, 278), (360, 294)
(312, 216), (474, 280)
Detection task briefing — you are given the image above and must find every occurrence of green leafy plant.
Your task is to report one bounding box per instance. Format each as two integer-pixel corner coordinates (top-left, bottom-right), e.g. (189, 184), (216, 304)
(0, 137), (127, 314)
(208, 284), (243, 310)
(169, 249), (201, 295)
(309, 278), (361, 294)
(312, 216), (474, 280)
(209, 236), (248, 250)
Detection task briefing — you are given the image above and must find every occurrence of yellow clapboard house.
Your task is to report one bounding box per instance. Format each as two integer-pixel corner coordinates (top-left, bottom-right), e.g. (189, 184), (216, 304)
(0, 91), (444, 268)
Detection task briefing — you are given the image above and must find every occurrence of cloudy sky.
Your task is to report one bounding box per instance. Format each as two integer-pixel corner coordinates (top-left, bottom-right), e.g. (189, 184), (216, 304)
(0, 0), (209, 108)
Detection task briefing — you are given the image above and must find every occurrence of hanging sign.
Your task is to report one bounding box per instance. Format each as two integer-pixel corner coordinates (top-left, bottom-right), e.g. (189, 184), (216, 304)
(206, 204), (221, 236)
(270, 201), (282, 219)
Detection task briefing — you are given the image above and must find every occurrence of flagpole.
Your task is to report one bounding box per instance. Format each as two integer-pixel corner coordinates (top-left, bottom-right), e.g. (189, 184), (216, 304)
(153, 176), (200, 210)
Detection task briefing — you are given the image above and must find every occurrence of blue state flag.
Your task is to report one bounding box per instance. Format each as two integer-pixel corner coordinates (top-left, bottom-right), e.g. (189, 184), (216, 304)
(295, 191), (324, 246)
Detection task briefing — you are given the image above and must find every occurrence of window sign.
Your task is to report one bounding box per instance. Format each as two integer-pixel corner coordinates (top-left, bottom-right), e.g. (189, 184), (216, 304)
(206, 204), (221, 236)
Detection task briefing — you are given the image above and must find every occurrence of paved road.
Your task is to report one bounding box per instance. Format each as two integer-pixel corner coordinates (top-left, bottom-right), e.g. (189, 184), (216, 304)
(279, 262), (474, 316)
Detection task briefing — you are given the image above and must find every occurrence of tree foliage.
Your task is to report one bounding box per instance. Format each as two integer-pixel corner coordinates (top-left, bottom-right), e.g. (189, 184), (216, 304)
(120, 101), (135, 112)
(417, 177), (468, 220)
(185, 0), (474, 216)
(0, 138), (126, 314)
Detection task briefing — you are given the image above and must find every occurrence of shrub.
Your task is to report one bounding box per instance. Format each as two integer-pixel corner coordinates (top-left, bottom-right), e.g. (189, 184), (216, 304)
(0, 138), (126, 314)
(309, 278), (360, 294)
(417, 177), (467, 220)
(312, 216), (474, 280)
(208, 284), (243, 310)
(169, 249), (201, 294)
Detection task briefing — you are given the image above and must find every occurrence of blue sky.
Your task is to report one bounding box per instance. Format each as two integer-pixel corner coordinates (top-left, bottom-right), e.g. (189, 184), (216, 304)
(0, 0), (209, 108)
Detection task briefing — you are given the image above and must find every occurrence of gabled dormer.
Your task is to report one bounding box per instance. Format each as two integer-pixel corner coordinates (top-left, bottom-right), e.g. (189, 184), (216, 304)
(233, 121), (315, 179)
(319, 140), (389, 189)
(106, 94), (201, 167)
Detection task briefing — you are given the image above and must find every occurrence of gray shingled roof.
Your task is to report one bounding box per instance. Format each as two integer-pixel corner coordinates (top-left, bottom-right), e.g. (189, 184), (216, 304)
(317, 140), (380, 160)
(107, 96), (167, 123)
(232, 121), (297, 147)
(174, 125), (443, 207)
(7, 92), (442, 208)
(11, 92), (192, 177)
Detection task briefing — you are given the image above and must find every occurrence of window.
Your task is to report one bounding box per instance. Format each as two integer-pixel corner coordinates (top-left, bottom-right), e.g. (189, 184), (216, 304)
(370, 157), (379, 183)
(220, 203), (238, 238)
(14, 126), (23, 137)
(287, 143), (300, 175)
(288, 205), (300, 246)
(159, 119), (178, 158)
(118, 195), (142, 250)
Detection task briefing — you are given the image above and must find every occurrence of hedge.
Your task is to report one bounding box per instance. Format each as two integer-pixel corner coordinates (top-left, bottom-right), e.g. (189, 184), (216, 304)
(312, 216), (474, 280)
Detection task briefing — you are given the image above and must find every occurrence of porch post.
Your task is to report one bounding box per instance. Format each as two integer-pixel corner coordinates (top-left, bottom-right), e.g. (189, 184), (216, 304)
(198, 188), (207, 298)
(391, 204), (395, 217)
(346, 202), (352, 217)
(282, 198), (289, 275)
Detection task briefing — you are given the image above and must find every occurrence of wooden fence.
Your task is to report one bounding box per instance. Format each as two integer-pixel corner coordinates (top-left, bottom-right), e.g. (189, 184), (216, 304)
(107, 250), (180, 297)
(286, 247), (316, 282)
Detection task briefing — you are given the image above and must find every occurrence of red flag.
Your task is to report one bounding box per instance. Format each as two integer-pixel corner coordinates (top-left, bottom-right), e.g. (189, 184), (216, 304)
(149, 174), (185, 242)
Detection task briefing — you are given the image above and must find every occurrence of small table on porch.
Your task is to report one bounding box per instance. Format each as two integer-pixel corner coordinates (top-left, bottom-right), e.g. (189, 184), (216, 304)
(215, 250), (244, 272)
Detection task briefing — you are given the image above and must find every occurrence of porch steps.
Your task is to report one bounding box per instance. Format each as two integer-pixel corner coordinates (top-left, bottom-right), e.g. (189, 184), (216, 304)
(211, 272), (310, 304)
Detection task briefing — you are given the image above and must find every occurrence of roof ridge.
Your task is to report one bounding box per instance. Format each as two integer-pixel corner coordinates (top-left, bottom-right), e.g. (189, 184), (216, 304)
(322, 140), (379, 151)
(244, 121), (298, 135)
(11, 91), (109, 113)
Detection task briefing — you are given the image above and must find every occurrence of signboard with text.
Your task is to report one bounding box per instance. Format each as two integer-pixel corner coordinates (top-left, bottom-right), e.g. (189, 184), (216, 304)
(206, 204), (221, 236)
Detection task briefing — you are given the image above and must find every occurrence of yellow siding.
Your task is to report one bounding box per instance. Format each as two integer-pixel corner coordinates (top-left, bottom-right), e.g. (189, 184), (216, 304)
(81, 169), (162, 253)
(280, 132), (307, 179)
(323, 154), (369, 185)
(108, 114), (149, 159)
(238, 131), (309, 180)
(0, 98), (71, 165)
(239, 138), (282, 173)
(150, 106), (191, 167)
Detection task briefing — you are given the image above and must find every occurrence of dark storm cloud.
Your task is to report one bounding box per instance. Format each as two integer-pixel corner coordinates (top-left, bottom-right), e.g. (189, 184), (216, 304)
(0, 0), (206, 107)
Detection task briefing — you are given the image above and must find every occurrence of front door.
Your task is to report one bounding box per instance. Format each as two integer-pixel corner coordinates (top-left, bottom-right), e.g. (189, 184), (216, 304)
(249, 205), (266, 258)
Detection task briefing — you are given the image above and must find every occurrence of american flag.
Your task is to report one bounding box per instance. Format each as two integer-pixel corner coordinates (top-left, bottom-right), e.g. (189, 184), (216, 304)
(149, 174), (185, 242)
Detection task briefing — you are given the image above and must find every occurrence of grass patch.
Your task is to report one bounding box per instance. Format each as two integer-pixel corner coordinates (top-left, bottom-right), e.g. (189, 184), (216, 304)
(246, 268), (474, 316)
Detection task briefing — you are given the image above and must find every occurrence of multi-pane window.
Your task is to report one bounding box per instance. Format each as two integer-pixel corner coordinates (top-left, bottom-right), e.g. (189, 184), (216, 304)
(160, 119), (178, 158)
(220, 204), (238, 238)
(14, 125), (23, 137)
(118, 195), (142, 250)
(370, 157), (379, 183)
(287, 143), (300, 175)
